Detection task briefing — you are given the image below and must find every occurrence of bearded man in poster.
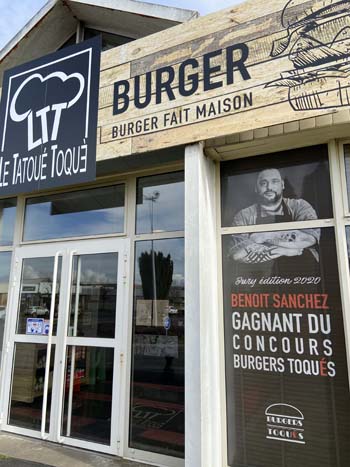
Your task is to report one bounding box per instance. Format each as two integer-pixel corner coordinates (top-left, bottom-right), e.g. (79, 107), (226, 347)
(231, 168), (320, 264)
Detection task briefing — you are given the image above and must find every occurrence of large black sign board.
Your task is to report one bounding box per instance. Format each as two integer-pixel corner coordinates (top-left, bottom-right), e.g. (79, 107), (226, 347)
(222, 227), (350, 467)
(0, 36), (101, 196)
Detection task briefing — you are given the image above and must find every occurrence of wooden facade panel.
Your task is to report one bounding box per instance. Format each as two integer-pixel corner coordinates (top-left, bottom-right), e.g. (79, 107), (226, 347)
(96, 137), (132, 161)
(98, 31), (284, 111)
(130, 100), (333, 155)
(99, 55), (293, 133)
(99, 8), (235, 71)
(99, 62), (130, 89)
(97, 41), (293, 120)
(129, 10), (285, 77)
(98, 4), (309, 105)
(110, 10), (348, 103)
(97, 0), (350, 157)
(99, 0), (304, 71)
(100, 81), (336, 146)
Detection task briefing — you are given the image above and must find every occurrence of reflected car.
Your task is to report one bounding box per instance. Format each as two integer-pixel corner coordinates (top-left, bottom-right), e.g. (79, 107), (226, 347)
(0, 306), (6, 320)
(25, 306), (49, 317)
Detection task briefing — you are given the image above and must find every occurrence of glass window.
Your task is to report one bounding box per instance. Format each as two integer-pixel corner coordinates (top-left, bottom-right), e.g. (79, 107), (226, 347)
(84, 28), (133, 52)
(23, 185), (125, 241)
(136, 172), (184, 234)
(62, 346), (114, 444)
(16, 257), (62, 335)
(221, 145), (332, 227)
(0, 198), (17, 246)
(57, 34), (76, 50)
(346, 227), (350, 258)
(68, 253), (118, 339)
(129, 238), (184, 458)
(0, 252), (12, 364)
(9, 343), (55, 432)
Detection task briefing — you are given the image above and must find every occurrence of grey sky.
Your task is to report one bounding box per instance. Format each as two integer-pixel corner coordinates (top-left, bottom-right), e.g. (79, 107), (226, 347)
(0, 0), (241, 51)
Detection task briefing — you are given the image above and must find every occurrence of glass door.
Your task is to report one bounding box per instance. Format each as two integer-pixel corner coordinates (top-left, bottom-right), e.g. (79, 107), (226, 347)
(1, 238), (129, 455)
(1, 243), (62, 440)
(54, 239), (128, 454)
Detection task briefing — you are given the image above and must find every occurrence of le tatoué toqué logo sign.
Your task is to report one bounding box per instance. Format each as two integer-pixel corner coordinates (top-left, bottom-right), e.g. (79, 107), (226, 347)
(0, 36), (101, 195)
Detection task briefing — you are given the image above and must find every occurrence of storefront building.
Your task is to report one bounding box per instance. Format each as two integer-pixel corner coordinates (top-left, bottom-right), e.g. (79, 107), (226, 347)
(0, 1), (349, 467)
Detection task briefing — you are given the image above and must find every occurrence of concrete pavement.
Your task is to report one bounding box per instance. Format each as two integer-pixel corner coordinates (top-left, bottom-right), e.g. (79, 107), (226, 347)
(0, 433), (153, 467)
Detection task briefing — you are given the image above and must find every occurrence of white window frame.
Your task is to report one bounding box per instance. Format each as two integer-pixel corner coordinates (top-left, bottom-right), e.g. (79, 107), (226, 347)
(0, 160), (185, 467)
(122, 168), (185, 467)
(0, 238), (130, 457)
(0, 194), (21, 389)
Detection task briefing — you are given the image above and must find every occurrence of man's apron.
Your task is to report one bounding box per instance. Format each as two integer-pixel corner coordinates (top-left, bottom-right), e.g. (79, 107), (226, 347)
(256, 200), (319, 276)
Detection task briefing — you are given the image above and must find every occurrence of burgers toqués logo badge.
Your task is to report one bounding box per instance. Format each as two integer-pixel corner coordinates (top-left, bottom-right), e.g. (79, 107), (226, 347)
(265, 403), (305, 444)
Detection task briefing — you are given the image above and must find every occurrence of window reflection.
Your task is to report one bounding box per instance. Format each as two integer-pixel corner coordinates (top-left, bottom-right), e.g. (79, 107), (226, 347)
(130, 238), (184, 458)
(62, 346), (114, 444)
(23, 185), (125, 241)
(346, 227), (350, 256)
(57, 34), (76, 50)
(69, 253), (118, 338)
(136, 172), (184, 234)
(0, 198), (17, 246)
(0, 252), (12, 365)
(84, 28), (133, 51)
(16, 257), (61, 335)
(9, 343), (55, 432)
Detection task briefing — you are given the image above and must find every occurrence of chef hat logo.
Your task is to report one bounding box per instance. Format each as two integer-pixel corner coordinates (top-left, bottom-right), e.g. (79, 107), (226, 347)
(8, 71), (85, 151)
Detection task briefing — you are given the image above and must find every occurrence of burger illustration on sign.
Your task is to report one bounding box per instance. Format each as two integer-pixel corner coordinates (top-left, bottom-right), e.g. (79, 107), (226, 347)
(265, 403), (305, 444)
(266, 0), (350, 110)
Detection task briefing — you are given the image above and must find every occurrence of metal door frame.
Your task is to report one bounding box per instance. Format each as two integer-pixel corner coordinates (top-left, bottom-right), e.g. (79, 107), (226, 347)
(0, 237), (130, 456)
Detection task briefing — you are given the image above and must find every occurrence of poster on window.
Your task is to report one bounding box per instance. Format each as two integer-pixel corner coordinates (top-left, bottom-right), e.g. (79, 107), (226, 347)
(221, 145), (333, 227)
(222, 227), (350, 467)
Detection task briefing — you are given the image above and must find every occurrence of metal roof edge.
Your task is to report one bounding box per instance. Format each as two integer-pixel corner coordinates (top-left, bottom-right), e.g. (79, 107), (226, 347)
(0, 0), (58, 63)
(70, 0), (199, 23)
(0, 0), (199, 64)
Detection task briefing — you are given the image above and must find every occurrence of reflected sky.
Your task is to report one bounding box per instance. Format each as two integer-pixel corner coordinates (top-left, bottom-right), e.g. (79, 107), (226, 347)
(346, 227), (350, 254)
(17, 257), (62, 335)
(136, 173), (184, 234)
(22, 257), (56, 281)
(0, 251), (12, 285)
(23, 185), (125, 241)
(73, 253), (118, 285)
(0, 199), (16, 246)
